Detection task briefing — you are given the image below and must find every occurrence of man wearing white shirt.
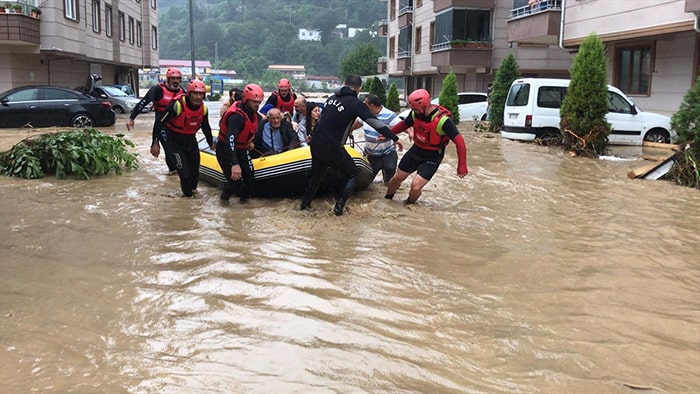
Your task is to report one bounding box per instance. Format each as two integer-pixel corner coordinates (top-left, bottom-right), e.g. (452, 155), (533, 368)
(355, 94), (403, 184)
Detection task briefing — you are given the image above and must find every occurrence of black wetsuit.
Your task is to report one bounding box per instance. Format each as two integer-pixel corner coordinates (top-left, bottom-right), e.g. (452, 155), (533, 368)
(129, 84), (185, 172)
(160, 97), (213, 197)
(301, 86), (399, 215)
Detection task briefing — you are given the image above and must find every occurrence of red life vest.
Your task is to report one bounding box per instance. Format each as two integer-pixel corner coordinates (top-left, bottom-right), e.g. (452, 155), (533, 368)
(219, 101), (258, 149)
(164, 97), (207, 135)
(412, 106), (452, 151)
(153, 83), (184, 112)
(272, 91), (295, 114)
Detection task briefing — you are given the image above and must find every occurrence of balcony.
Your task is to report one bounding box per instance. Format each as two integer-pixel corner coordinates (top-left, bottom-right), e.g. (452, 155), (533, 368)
(398, 7), (412, 28)
(396, 51), (411, 75)
(0, 12), (40, 46)
(434, 0), (495, 13)
(377, 56), (387, 74)
(431, 41), (492, 69)
(507, 0), (562, 45)
(377, 19), (388, 37)
(686, 0), (700, 12)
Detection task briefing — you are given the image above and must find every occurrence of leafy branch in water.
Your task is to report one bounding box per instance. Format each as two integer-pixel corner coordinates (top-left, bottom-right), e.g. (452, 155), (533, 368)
(0, 128), (139, 180)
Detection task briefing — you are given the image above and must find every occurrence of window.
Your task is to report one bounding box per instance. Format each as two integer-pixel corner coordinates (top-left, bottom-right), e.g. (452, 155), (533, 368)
(136, 21), (142, 47)
(434, 8), (491, 46)
(119, 12), (125, 41)
(537, 86), (566, 108)
(414, 26), (422, 54)
(398, 26), (412, 58)
(417, 0), (423, 7)
(615, 43), (653, 96)
(105, 5), (112, 37)
(65, 0), (78, 21)
(151, 25), (158, 50)
(607, 91), (634, 114)
(390, 0), (396, 20)
(128, 16), (134, 44)
(92, 1), (101, 33)
(507, 83), (531, 106)
(389, 36), (395, 59)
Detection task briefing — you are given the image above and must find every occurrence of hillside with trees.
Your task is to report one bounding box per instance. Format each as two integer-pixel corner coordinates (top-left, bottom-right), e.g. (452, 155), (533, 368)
(157, 0), (387, 82)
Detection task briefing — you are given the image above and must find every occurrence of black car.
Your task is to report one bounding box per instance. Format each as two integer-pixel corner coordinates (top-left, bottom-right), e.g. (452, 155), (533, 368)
(0, 85), (116, 128)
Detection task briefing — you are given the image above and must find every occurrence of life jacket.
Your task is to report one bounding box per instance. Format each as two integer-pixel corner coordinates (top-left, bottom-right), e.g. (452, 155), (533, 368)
(164, 96), (207, 135)
(153, 83), (184, 112)
(219, 101), (258, 149)
(411, 106), (452, 151)
(272, 91), (295, 114)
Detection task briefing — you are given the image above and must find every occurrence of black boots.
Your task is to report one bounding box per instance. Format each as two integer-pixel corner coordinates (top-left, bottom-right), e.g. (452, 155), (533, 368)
(333, 198), (347, 216)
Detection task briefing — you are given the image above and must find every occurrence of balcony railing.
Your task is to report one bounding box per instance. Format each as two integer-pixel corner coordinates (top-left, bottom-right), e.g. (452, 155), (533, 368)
(398, 6), (413, 16)
(510, 0), (562, 19)
(432, 39), (493, 51)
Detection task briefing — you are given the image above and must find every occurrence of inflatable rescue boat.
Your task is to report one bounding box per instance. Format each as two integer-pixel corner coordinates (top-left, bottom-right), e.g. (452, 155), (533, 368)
(198, 138), (374, 198)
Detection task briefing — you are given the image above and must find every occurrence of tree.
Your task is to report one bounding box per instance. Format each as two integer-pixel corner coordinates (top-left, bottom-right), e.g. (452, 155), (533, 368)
(386, 83), (401, 113)
(339, 43), (382, 80)
(560, 33), (611, 156)
(668, 74), (700, 188)
(488, 54), (521, 133)
(370, 76), (386, 105)
(362, 77), (375, 93)
(439, 71), (460, 124)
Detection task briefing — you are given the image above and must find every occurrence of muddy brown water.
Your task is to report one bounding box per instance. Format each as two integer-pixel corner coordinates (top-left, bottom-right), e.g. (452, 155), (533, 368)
(1, 112), (698, 393)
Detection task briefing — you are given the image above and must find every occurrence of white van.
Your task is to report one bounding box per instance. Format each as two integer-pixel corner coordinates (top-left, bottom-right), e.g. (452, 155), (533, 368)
(501, 78), (676, 145)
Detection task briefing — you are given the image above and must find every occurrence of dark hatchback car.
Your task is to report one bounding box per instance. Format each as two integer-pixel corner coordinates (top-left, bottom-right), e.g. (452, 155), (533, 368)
(0, 86), (116, 128)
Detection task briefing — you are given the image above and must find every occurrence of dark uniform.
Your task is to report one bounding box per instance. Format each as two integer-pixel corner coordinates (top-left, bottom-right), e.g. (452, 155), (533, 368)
(301, 85), (399, 216)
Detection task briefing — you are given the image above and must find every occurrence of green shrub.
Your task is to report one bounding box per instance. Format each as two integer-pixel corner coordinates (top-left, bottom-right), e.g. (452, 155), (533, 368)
(0, 129), (139, 180)
(386, 83), (401, 113)
(439, 71), (460, 124)
(669, 74), (700, 188)
(369, 76), (387, 105)
(560, 33), (611, 156)
(488, 54), (521, 133)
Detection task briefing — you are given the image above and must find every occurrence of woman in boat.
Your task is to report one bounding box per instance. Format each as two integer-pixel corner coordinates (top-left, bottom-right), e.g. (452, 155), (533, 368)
(216, 83), (264, 203)
(297, 102), (320, 145)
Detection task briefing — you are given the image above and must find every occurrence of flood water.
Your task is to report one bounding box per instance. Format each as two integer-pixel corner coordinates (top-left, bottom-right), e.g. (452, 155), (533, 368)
(1, 113), (699, 393)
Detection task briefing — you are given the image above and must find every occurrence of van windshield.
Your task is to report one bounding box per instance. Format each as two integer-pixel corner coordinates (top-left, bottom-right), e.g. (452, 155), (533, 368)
(507, 83), (530, 106)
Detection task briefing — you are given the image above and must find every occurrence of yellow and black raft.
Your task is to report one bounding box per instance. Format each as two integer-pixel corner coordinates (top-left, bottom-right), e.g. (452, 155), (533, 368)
(198, 138), (374, 198)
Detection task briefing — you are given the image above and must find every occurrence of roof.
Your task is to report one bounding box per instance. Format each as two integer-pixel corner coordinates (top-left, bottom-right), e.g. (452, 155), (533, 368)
(306, 76), (340, 81)
(160, 59), (212, 67)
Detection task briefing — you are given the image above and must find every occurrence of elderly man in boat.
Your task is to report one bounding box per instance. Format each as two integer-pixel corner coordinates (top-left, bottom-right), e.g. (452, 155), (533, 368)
(252, 108), (300, 157)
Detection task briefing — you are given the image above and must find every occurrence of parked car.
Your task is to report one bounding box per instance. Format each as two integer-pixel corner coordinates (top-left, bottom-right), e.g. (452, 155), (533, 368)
(399, 92), (489, 121)
(0, 85), (116, 128)
(105, 84), (137, 98)
(91, 85), (147, 114)
(501, 78), (677, 145)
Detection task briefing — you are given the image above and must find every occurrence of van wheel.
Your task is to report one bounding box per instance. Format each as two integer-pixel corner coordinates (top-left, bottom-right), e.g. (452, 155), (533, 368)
(644, 129), (670, 144)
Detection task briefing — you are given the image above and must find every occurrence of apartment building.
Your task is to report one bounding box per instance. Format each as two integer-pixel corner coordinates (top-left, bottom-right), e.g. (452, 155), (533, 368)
(381, 0), (699, 116)
(0, 0), (159, 93)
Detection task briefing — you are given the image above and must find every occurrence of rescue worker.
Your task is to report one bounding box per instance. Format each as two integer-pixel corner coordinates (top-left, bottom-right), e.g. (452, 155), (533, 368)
(384, 89), (468, 204)
(216, 83), (264, 203)
(300, 74), (400, 216)
(126, 67), (185, 174)
(159, 79), (215, 197)
(261, 78), (297, 115)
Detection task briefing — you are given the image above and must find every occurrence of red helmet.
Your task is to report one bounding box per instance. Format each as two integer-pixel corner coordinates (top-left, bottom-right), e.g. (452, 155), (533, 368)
(166, 68), (182, 79)
(278, 78), (291, 90)
(242, 83), (264, 103)
(408, 89), (431, 113)
(187, 79), (206, 93)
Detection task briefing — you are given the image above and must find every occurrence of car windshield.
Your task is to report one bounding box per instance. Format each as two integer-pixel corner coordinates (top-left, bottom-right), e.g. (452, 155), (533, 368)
(103, 86), (129, 97)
